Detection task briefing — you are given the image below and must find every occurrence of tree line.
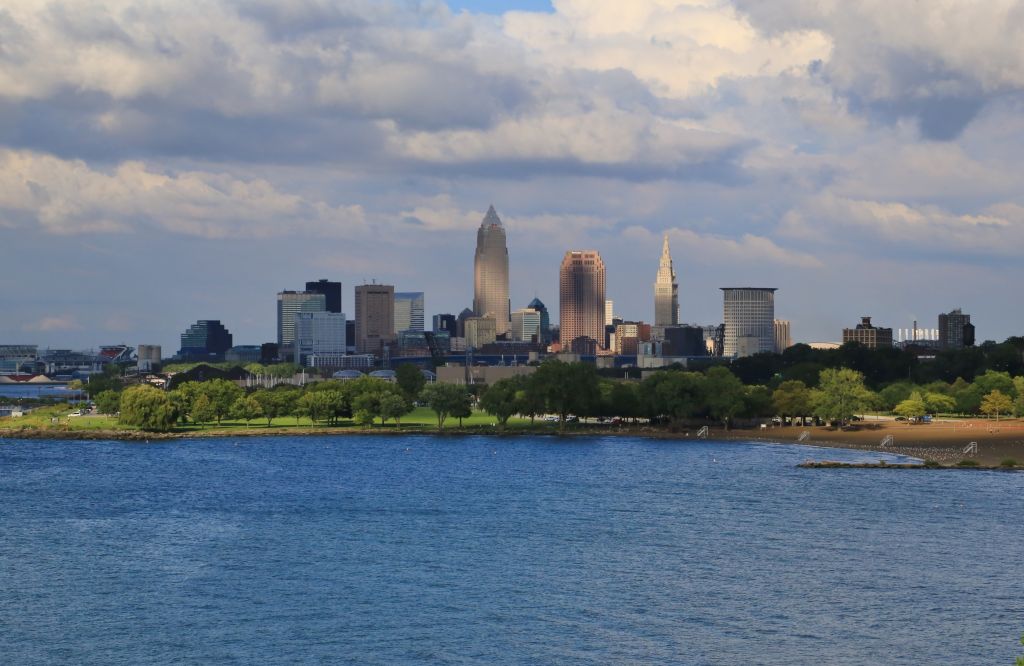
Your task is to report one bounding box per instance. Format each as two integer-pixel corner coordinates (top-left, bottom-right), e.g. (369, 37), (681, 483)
(102, 358), (1024, 432)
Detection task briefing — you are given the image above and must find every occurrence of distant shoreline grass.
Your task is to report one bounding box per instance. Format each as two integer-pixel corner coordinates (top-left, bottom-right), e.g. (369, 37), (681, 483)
(4, 405), (1024, 470)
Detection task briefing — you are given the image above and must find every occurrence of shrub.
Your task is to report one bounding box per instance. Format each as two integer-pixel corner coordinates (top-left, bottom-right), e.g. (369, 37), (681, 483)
(999, 458), (1018, 469)
(956, 459), (980, 467)
(922, 459), (942, 468)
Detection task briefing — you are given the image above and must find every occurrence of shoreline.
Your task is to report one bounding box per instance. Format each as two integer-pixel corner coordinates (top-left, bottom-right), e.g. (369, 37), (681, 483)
(3, 419), (1024, 468)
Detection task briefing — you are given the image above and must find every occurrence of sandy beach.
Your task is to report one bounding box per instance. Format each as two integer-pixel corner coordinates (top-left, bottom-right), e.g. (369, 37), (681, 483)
(718, 418), (1024, 466)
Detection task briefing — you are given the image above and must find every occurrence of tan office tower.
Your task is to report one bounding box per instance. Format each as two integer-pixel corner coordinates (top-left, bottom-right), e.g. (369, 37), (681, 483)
(559, 250), (606, 352)
(473, 205), (510, 336)
(654, 234), (679, 327)
(354, 283), (396, 355)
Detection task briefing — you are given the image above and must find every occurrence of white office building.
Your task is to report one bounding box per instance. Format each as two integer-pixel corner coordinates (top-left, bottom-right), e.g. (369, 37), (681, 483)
(394, 292), (425, 333)
(295, 312), (347, 365)
(510, 308), (542, 342)
(277, 291), (327, 347)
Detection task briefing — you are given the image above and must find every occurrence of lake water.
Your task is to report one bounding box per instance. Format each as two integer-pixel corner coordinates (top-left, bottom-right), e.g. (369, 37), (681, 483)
(0, 384), (82, 400)
(1, 435), (1022, 665)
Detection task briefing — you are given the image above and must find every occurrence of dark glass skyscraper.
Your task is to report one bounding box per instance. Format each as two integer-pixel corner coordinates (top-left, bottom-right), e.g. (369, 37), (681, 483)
(178, 320), (233, 361)
(306, 279), (342, 314)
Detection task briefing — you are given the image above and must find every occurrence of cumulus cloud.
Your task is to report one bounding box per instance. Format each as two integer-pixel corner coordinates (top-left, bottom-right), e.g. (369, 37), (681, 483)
(0, 149), (366, 238)
(1, 0), (1023, 345)
(623, 224), (824, 268)
(735, 0), (1024, 139)
(505, 0), (830, 98)
(780, 193), (1024, 257)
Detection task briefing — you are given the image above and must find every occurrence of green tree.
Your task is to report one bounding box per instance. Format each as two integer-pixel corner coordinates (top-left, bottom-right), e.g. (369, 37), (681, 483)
(94, 390), (121, 415)
(923, 392), (956, 414)
(973, 370), (1015, 398)
(395, 364), (427, 402)
(480, 377), (522, 428)
(703, 366), (746, 430)
(252, 389), (286, 426)
(878, 382), (914, 411)
(170, 382), (203, 424)
(607, 381), (641, 422)
(379, 393), (413, 428)
(231, 395), (263, 425)
(639, 371), (705, 426)
(297, 391), (337, 426)
(1015, 377), (1024, 417)
(199, 379), (244, 425)
(742, 385), (774, 418)
(814, 368), (872, 426)
(191, 394), (216, 427)
(772, 380), (813, 422)
(950, 377), (982, 414)
(515, 378), (547, 425)
(980, 390), (1013, 421)
(452, 394), (473, 427)
(529, 361), (600, 431)
(893, 391), (927, 420)
(85, 364), (124, 397)
(118, 385), (178, 432)
(422, 383), (469, 431)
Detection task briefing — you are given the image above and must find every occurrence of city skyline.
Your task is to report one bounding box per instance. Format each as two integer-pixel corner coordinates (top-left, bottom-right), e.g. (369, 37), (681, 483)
(2, 1), (1023, 352)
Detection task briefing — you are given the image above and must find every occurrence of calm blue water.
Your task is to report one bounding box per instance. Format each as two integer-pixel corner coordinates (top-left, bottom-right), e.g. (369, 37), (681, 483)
(0, 384), (82, 400)
(1, 435), (1022, 665)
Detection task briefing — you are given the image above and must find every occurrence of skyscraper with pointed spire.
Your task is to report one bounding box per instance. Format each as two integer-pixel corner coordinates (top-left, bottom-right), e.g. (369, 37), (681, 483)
(473, 205), (510, 336)
(654, 234), (679, 327)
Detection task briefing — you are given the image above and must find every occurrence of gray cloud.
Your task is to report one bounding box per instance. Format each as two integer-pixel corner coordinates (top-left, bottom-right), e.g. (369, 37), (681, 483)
(1, 0), (1023, 348)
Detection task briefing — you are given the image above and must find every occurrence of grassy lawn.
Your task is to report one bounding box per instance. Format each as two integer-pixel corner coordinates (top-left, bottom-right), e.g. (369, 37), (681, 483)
(0, 405), (133, 432)
(2, 404), (569, 437)
(177, 408), (537, 432)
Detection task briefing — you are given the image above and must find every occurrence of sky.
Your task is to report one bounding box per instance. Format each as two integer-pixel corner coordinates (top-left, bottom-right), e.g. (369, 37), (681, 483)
(2, 0), (1024, 353)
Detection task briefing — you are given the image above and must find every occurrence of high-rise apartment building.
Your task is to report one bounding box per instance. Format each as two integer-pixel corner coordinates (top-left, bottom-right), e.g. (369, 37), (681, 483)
(473, 205), (510, 336)
(464, 316), (497, 349)
(178, 320), (233, 361)
(842, 316), (893, 349)
(510, 308), (542, 342)
(654, 234), (679, 328)
(938, 309), (975, 350)
(277, 291), (327, 348)
(295, 312), (347, 365)
(354, 283), (395, 355)
(305, 279), (342, 314)
(614, 321), (651, 355)
(721, 288), (776, 357)
(605, 300), (614, 327)
(394, 292), (425, 333)
(774, 320), (792, 354)
(560, 250), (606, 351)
